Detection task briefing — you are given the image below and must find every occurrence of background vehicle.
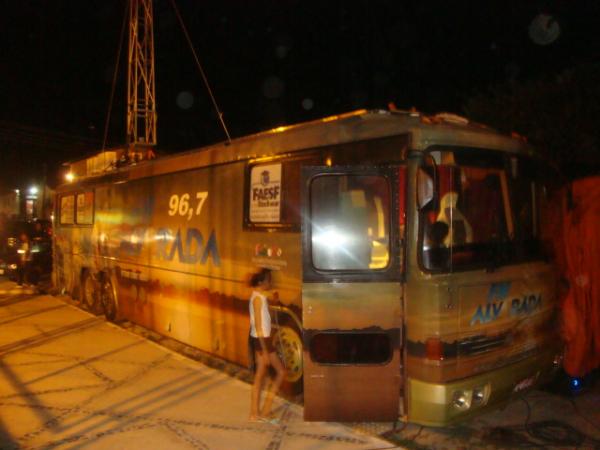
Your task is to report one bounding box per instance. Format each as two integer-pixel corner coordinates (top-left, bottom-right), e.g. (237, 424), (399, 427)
(53, 109), (561, 425)
(0, 219), (52, 285)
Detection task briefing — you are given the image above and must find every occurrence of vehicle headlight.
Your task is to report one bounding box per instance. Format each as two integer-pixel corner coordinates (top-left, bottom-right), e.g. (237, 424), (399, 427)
(472, 384), (491, 406)
(452, 390), (472, 410)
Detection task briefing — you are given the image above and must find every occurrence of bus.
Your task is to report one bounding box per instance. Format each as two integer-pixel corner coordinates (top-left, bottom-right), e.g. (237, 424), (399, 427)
(53, 109), (561, 425)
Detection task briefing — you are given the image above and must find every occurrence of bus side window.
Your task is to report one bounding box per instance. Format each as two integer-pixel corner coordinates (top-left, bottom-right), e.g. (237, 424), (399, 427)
(60, 195), (75, 225)
(76, 191), (94, 225)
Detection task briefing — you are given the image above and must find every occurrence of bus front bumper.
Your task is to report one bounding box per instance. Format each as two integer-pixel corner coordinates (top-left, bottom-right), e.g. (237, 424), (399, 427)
(407, 348), (561, 427)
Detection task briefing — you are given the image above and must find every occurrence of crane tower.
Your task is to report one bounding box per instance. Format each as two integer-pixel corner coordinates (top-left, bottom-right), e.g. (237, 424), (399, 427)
(127, 0), (157, 152)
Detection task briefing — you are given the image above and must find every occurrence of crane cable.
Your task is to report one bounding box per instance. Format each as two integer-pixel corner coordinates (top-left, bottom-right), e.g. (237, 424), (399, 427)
(102, 0), (129, 151)
(168, 0), (232, 144)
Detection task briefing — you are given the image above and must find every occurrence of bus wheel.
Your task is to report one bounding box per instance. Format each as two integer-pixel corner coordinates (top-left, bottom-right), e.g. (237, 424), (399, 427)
(272, 322), (303, 392)
(100, 279), (119, 322)
(82, 272), (101, 314)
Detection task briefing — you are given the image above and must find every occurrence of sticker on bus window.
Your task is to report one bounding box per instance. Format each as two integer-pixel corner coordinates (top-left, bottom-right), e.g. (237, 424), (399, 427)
(250, 163), (282, 223)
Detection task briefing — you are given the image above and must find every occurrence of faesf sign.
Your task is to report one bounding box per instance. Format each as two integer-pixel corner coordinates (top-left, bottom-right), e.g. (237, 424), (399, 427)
(250, 163), (282, 222)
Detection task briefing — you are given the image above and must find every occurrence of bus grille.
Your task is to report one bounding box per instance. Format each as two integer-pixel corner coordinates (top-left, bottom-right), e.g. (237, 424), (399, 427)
(458, 333), (508, 356)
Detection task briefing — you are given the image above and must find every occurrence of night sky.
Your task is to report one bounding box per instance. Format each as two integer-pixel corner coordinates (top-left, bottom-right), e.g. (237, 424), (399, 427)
(1, 0), (598, 188)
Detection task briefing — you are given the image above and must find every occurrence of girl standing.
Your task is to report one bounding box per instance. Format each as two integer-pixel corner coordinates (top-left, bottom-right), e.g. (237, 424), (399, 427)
(249, 268), (286, 422)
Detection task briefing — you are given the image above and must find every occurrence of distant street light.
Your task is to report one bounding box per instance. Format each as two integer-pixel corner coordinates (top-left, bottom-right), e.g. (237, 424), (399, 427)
(65, 172), (75, 183)
(29, 186), (38, 196)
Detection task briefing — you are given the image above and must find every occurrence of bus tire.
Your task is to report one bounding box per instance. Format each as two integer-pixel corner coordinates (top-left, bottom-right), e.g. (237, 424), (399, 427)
(100, 278), (120, 322)
(272, 320), (303, 395)
(81, 271), (101, 314)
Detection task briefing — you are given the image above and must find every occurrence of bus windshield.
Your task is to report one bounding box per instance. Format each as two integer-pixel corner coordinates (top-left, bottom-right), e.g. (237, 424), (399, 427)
(420, 148), (549, 272)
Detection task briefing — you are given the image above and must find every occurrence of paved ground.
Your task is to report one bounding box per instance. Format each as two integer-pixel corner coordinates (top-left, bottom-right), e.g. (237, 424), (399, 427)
(1, 278), (599, 450)
(0, 281), (392, 450)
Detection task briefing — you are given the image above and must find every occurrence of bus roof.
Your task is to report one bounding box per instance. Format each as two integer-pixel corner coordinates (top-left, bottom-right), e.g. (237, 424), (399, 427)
(59, 109), (534, 189)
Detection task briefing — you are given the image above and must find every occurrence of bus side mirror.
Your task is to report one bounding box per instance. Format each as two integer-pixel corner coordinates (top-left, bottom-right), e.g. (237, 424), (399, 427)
(417, 154), (439, 211)
(417, 168), (434, 210)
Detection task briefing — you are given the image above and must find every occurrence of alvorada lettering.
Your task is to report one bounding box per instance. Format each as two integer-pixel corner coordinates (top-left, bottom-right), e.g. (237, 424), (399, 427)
(116, 227), (221, 266)
(470, 294), (542, 326)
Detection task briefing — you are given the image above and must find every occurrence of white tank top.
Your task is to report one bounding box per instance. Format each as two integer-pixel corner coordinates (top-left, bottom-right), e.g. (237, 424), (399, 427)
(249, 290), (271, 338)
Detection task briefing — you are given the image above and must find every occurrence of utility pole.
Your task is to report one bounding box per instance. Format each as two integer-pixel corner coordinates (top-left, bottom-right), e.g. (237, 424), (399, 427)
(127, 0), (157, 158)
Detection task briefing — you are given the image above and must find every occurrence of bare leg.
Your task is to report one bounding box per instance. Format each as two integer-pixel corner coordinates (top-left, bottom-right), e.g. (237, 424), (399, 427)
(250, 350), (268, 420)
(261, 352), (287, 418)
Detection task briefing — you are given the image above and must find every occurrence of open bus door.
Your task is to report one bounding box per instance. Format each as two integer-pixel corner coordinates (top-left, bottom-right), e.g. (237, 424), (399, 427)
(301, 165), (404, 421)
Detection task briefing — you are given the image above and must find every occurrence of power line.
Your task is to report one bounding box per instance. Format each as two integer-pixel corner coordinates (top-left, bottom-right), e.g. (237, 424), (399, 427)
(168, 0), (232, 144)
(0, 122), (102, 154)
(103, 0), (129, 151)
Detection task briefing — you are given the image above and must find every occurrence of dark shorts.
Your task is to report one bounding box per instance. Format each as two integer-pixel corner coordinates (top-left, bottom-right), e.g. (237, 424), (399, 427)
(250, 336), (275, 354)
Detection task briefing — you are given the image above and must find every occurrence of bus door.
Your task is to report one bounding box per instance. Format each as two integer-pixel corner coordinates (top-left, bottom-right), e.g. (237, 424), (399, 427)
(301, 165), (405, 421)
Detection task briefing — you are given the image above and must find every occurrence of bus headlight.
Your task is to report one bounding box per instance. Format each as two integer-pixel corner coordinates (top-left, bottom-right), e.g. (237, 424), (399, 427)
(472, 384), (491, 406)
(452, 390), (472, 410)
(452, 384), (490, 411)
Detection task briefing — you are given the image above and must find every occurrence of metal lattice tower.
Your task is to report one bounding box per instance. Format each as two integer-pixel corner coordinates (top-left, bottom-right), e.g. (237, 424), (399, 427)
(127, 0), (157, 150)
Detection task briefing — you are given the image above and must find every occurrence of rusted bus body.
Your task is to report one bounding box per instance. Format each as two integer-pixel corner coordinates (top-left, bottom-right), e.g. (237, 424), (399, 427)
(54, 143), (306, 371)
(53, 109), (561, 425)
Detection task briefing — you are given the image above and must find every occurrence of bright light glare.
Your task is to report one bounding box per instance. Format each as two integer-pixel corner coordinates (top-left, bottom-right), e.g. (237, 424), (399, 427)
(65, 172), (75, 182)
(154, 233), (175, 242)
(29, 186), (38, 195)
(312, 227), (351, 248)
